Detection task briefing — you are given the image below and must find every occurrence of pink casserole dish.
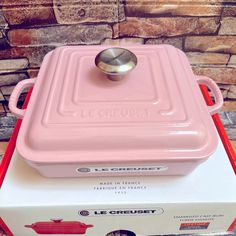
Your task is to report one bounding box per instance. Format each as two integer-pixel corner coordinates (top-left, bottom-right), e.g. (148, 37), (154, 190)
(9, 45), (223, 177)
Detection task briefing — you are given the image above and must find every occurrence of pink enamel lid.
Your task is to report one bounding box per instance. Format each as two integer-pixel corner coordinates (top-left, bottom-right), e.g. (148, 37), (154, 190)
(12, 45), (223, 164)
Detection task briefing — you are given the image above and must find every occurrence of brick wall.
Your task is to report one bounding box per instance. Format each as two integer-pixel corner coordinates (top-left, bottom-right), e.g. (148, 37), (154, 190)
(0, 0), (236, 141)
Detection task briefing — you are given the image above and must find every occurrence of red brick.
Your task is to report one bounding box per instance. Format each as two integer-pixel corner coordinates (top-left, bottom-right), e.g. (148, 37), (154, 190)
(114, 17), (220, 38)
(102, 38), (144, 46)
(186, 52), (230, 66)
(0, 46), (55, 67)
(0, 73), (28, 87)
(125, 0), (222, 17)
(145, 37), (183, 49)
(1, 85), (15, 96)
(219, 17), (236, 35)
(27, 68), (39, 78)
(229, 55), (236, 68)
(1, 0), (56, 26)
(222, 101), (236, 111)
(0, 9), (7, 28)
(0, 91), (4, 102)
(185, 36), (236, 54)
(54, 0), (125, 24)
(8, 24), (112, 46)
(193, 67), (236, 84)
(0, 142), (8, 158)
(222, 5), (236, 17)
(0, 58), (28, 73)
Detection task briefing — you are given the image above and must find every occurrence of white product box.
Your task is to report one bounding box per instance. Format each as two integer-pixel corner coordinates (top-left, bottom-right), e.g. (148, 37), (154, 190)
(0, 133), (236, 236)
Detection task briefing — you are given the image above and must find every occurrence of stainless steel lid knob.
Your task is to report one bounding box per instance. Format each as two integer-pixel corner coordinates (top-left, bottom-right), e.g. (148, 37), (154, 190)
(95, 47), (138, 81)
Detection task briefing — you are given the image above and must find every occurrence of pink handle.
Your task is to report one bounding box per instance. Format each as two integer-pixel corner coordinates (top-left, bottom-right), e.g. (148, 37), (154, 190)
(9, 78), (36, 118)
(196, 75), (223, 115)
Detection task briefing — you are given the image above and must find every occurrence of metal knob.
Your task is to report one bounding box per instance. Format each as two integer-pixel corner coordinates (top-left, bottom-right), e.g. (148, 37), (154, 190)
(95, 47), (137, 81)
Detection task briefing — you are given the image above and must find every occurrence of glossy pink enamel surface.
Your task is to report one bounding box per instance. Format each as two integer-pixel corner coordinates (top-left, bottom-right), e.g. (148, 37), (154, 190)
(16, 45), (219, 175)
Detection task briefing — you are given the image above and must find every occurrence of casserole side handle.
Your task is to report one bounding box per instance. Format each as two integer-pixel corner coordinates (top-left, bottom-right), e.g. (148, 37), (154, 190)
(9, 78), (36, 118)
(196, 75), (223, 115)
